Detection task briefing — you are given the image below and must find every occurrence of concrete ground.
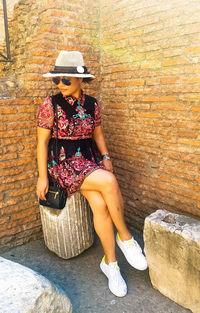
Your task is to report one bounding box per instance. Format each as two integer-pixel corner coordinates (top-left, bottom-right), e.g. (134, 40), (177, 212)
(1, 231), (191, 313)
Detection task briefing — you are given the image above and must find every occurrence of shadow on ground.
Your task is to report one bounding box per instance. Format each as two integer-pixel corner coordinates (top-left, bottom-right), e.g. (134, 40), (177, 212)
(1, 231), (191, 313)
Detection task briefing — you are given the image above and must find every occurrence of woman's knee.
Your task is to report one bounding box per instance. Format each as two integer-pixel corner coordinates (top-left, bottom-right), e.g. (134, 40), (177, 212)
(102, 172), (119, 194)
(80, 169), (118, 193)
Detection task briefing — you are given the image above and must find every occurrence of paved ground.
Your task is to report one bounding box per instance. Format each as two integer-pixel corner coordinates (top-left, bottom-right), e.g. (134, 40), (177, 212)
(1, 231), (191, 313)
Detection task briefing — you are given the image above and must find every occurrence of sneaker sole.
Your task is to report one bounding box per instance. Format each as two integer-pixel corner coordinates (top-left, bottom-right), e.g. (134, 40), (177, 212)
(116, 237), (148, 271)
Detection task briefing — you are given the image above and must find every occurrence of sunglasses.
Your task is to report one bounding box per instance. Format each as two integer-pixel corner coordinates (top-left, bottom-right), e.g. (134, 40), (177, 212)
(52, 77), (71, 86)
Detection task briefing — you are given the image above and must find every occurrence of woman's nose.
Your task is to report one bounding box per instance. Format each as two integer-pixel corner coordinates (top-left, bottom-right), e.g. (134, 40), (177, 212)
(59, 78), (71, 86)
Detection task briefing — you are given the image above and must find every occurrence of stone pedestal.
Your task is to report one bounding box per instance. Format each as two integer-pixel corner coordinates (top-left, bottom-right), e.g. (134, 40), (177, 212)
(144, 209), (200, 313)
(40, 192), (94, 259)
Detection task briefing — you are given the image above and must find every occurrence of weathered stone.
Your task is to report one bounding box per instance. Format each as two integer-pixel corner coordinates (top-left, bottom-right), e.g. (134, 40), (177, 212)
(5, 80), (15, 88)
(0, 256), (72, 313)
(0, 76), (18, 99)
(144, 209), (200, 313)
(40, 191), (94, 259)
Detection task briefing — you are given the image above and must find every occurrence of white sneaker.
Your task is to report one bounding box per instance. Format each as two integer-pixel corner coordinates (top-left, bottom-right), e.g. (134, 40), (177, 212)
(100, 256), (127, 297)
(116, 233), (148, 271)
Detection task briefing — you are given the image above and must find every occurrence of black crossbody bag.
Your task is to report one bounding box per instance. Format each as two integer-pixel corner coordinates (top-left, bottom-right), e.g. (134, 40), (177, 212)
(39, 97), (67, 210)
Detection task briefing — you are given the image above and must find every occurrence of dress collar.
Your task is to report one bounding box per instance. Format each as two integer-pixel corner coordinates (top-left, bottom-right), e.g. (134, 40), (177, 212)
(62, 89), (85, 106)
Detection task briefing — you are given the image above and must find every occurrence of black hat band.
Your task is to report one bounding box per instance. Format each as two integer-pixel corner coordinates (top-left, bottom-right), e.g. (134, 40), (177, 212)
(50, 66), (89, 74)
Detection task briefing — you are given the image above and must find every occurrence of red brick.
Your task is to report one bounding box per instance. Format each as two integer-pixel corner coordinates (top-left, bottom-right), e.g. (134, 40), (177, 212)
(178, 139), (200, 146)
(0, 131), (24, 139)
(0, 108), (17, 114)
(7, 121), (35, 130)
(0, 226), (22, 239)
(0, 153), (18, 161)
(0, 114), (35, 122)
(9, 185), (36, 197)
(190, 106), (200, 112)
(163, 58), (190, 66)
(0, 158), (33, 169)
(11, 208), (39, 221)
(0, 217), (10, 225)
(18, 106), (36, 113)
(1, 201), (38, 215)
(135, 112), (160, 118)
(0, 172), (34, 184)
(22, 219), (42, 231)
(0, 125), (6, 131)
(184, 46), (200, 54)
(0, 183), (21, 193)
(0, 198), (22, 209)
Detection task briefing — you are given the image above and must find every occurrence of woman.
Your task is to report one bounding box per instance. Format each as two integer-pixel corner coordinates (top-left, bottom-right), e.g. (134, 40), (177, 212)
(36, 51), (147, 297)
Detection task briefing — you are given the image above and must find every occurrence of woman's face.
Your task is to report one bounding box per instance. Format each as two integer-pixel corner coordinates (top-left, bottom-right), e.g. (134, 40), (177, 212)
(56, 76), (83, 98)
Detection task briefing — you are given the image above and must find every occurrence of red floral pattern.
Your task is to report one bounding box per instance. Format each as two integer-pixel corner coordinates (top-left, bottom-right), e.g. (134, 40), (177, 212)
(37, 90), (105, 197)
(36, 96), (54, 130)
(36, 91), (101, 139)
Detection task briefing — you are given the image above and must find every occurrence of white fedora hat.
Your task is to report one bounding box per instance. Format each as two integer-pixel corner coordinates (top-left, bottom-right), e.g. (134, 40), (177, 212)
(42, 50), (95, 78)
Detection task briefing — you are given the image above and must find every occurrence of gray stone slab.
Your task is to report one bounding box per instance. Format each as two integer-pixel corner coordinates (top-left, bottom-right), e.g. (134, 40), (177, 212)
(0, 256), (72, 313)
(1, 231), (191, 313)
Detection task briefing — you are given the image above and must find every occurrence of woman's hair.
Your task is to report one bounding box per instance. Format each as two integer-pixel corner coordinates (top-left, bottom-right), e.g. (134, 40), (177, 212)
(82, 77), (93, 84)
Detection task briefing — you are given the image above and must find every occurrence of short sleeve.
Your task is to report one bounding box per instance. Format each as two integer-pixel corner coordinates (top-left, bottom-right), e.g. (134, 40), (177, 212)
(94, 101), (101, 127)
(36, 96), (54, 130)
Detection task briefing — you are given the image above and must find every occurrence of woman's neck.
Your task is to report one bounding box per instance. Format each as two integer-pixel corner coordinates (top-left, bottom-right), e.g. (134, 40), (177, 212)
(71, 89), (82, 99)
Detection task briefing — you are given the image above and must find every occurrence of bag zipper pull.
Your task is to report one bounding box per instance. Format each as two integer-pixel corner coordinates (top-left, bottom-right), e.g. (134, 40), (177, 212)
(54, 191), (59, 199)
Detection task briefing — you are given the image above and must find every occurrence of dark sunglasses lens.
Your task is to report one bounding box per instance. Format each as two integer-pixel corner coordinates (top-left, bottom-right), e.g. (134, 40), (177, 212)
(62, 78), (71, 86)
(52, 77), (60, 85)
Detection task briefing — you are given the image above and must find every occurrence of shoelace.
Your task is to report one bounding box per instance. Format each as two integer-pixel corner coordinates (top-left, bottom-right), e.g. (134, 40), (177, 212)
(125, 238), (142, 253)
(108, 263), (126, 289)
(109, 263), (120, 279)
(127, 239), (134, 246)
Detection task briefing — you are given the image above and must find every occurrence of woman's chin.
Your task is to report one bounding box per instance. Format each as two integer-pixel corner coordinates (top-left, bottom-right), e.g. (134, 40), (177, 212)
(60, 90), (70, 96)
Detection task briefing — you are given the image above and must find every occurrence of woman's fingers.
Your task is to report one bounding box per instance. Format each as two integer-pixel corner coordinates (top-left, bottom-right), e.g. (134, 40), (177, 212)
(37, 191), (45, 200)
(37, 188), (48, 200)
(41, 191), (47, 201)
(36, 177), (49, 201)
(107, 165), (113, 172)
(102, 159), (113, 172)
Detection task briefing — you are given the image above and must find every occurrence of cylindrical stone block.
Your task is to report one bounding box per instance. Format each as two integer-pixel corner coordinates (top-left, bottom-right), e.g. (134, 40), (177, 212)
(39, 192), (94, 259)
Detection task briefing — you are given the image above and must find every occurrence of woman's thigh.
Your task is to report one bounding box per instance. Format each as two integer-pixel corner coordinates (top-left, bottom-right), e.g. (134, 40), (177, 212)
(80, 169), (119, 193)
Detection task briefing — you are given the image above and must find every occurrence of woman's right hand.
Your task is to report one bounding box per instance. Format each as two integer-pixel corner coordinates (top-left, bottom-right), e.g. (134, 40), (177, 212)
(36, 177), (49, 200)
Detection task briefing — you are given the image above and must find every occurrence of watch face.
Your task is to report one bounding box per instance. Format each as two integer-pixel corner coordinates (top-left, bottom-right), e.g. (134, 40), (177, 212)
(102, 155), (110, 160)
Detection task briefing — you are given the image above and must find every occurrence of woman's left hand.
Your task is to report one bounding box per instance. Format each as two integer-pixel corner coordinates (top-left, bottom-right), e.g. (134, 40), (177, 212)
(103, 158), (113, 173)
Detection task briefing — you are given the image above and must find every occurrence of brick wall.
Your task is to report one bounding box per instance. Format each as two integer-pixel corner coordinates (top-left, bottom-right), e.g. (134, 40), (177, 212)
(0, 98), (41, 250)
(1, 0), (101, 99)
(0, 0), (100, 252)
(100, 0), (200, 230)
(0, 0), (200, 251)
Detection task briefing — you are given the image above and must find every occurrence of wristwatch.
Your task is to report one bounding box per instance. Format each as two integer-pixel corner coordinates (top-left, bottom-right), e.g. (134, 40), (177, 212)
(102, 154), (111, 160)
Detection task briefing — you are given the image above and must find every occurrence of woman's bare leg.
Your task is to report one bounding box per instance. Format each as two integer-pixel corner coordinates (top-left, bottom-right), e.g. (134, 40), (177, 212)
(80, 169), (132, 241)
(81, 189), (116, 264)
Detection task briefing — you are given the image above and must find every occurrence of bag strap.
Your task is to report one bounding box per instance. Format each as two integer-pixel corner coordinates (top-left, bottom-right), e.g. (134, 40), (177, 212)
(50, 96), (59, 187)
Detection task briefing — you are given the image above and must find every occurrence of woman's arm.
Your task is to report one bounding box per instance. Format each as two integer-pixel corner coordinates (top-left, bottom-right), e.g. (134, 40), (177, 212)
(36, 127), (52, 200)
(92, 125), (113, 172)
(92, 125), (109, 155)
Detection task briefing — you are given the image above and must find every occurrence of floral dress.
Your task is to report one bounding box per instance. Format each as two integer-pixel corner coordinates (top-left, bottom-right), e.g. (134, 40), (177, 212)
(36, 90), (106, 197)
